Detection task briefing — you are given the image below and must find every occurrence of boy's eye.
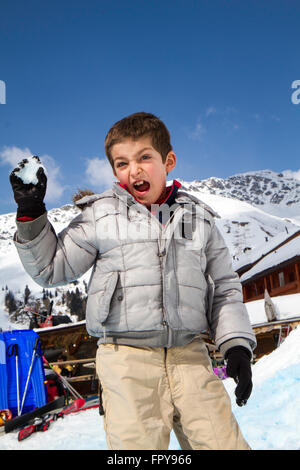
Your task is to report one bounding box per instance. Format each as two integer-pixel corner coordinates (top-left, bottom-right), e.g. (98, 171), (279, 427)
(141, 155), (150, 160)
(116, 161), (126, 168)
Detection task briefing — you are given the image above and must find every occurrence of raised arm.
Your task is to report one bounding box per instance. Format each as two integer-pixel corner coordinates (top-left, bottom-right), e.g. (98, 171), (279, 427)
(10, 156), (98, 287)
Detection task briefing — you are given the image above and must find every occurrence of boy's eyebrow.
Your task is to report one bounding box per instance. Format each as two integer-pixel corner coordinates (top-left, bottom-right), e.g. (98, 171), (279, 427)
(113, 147), (154, 161)
(136, 147), (154, 155)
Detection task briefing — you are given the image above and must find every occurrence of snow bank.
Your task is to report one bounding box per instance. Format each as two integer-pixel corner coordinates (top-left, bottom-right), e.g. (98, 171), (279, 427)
(224, 325), (300, 450)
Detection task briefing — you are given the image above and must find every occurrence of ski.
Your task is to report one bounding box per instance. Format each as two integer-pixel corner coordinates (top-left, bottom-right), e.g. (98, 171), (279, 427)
(4, 396), (65, 434)
(18, 397), (85, 441)
(18, 397), (99, 441)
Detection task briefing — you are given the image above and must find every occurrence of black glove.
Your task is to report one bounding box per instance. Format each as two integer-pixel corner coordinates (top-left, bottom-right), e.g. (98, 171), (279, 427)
(9, 156), (47, 219)
(225, 346), (252, 407)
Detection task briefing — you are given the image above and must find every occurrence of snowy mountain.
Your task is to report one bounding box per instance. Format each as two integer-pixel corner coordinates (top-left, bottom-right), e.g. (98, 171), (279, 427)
(0, 204), (81, 297)
(0, 204), (87, 329)
(177, 169), (300, 269)
(0, 203), (80, 250)
(1, 169), (300, 328)
(179, 169), (300, 221)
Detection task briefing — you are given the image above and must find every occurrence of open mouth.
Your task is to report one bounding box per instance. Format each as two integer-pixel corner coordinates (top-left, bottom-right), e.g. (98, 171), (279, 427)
(133, 180), (150, 193)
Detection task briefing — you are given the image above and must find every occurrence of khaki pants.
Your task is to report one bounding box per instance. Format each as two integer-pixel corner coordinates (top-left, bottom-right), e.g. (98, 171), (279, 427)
(96, 337), (250, 450)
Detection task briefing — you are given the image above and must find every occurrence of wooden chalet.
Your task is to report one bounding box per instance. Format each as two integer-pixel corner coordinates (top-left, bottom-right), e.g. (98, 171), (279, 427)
(237, 229), (300, 303)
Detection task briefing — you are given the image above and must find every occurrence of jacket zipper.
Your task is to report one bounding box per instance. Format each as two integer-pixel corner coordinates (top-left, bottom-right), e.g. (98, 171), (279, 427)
(158, 248), (167, 328)
(157, 205), (183, 337)
(124, 199), (185, 336)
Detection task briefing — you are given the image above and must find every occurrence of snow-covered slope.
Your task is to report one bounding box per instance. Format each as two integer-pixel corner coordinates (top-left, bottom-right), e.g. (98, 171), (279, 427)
(177, 170), (300, 264)
(180, 169), (300, 221)
(185, 189), (299, 262)
(0, 205), (81, 302)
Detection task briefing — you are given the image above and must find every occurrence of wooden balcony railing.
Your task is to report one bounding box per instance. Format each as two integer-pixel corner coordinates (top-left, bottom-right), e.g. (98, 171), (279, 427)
(243, 280), (300, 302)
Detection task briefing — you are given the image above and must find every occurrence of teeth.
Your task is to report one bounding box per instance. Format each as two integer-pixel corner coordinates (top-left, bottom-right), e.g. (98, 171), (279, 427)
(134, 181), (145, 186)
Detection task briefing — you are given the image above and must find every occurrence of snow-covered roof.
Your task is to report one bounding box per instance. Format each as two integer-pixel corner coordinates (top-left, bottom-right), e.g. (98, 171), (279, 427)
(245, 292), (300, 326)
(233, 226), (300, 272)
(240, 233), (300, 282)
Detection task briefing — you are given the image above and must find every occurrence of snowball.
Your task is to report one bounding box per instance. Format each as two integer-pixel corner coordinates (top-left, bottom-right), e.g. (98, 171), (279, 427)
(16, 156), (47, 185)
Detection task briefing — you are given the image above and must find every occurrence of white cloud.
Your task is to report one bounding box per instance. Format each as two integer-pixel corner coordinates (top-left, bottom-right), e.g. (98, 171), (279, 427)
(40, 154), (66, 202)
(0, 146), (32, 167)
(186, 106), (240, 142)
(252, 112), (280, 123)
(205, 106), (217, 117)
(0, 146), (66, 203)
(270, 114), (280, 123)
(85, 158), (115, 188)
(186, 120), (206, 141)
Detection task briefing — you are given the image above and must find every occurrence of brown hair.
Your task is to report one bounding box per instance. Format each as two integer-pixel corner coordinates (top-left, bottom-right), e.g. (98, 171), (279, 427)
(104, 112), (173, 169)
(72, 189), (95, 210)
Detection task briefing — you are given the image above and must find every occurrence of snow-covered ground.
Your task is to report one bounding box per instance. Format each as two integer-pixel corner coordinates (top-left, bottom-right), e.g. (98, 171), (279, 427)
(1, 324), (300, 450)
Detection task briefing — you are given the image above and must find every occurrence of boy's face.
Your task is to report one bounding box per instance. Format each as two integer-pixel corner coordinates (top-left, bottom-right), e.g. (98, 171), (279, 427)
(111, 136), (176, 206)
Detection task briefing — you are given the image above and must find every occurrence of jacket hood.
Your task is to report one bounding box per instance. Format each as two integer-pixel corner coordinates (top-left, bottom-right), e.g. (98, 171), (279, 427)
(74, 182), (220, 219)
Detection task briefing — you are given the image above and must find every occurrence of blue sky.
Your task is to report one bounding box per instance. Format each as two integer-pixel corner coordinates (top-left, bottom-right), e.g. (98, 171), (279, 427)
(0, 0), (300, 214)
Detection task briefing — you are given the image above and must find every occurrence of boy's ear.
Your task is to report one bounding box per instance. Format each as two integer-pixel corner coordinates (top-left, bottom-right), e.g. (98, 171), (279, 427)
(165, 151), (177, 174)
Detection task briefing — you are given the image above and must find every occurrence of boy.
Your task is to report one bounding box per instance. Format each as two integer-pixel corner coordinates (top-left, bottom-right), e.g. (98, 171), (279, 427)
(10, 112), (256, 450)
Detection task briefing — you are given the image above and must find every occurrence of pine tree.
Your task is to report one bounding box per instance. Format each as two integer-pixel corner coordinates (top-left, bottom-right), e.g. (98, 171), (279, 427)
(5, 291), (17, 314)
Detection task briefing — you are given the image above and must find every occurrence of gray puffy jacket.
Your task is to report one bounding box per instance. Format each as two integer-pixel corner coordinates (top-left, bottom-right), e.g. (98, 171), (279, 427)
(14, 183), (256, 355)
